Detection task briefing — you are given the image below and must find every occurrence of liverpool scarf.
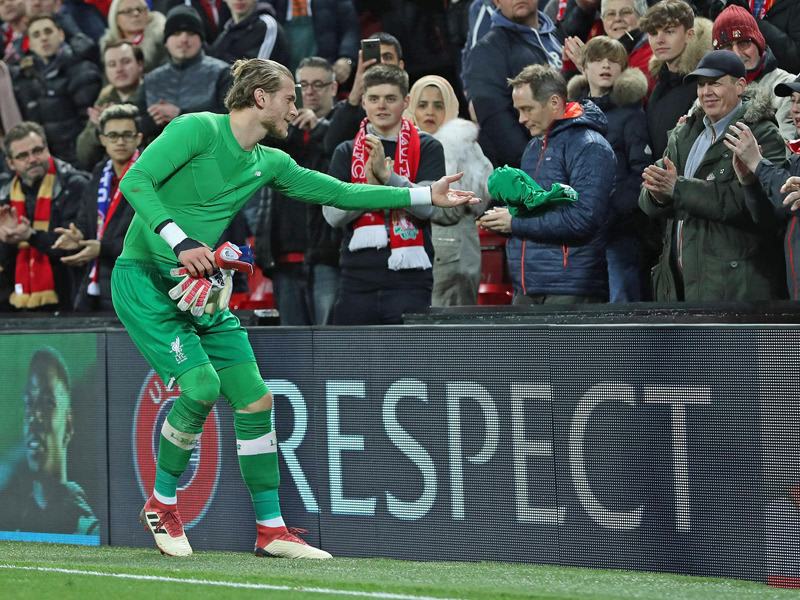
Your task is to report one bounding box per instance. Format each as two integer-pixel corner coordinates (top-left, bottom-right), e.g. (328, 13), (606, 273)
(9, 157), (57, 308)
(349, 118), (431, 270)
(88, 149), (139, 296)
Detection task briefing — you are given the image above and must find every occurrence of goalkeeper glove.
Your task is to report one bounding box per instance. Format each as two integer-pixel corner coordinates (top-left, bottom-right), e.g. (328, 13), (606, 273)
(169, 268), (233, 316)
(215, 242), (254, 274)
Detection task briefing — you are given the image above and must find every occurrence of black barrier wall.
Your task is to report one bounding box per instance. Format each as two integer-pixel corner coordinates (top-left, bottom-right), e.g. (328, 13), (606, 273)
(5, 325), (800, 584)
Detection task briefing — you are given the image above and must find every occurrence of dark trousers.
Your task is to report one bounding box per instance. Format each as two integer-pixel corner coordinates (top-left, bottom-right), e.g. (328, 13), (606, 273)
(333, 284), (431, 325)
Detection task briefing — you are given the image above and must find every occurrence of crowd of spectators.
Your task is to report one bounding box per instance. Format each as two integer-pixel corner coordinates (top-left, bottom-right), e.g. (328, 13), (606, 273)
(0, 0), (799, 321)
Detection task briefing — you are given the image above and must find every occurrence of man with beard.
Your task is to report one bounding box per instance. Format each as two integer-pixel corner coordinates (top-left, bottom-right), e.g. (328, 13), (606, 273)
(0, 348), (99, 537)
(112, 57), (478, 559)
(0, 122), (89, 311)
(137, 6), (231, 144)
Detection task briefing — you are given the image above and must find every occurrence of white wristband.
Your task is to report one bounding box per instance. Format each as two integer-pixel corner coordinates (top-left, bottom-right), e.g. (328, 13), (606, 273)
(159, 221), (188, 249)
(409, 186), (432, 206)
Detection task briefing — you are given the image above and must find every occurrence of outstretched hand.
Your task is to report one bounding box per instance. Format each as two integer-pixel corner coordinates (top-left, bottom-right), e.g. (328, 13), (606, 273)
(430, 172), (481, 208)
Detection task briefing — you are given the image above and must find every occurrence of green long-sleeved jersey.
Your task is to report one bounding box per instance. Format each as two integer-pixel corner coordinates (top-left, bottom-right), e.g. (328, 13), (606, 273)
(119, 112), (418, 265)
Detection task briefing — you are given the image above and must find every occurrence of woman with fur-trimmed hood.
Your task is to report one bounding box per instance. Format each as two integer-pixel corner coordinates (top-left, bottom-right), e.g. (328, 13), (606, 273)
(639, 0), (712, 160)
(569, 36), (651, 302)
(100, 0), (168, 73)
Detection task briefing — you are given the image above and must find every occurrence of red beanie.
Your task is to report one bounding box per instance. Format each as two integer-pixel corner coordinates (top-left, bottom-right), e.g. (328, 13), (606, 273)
(712, 5), (766, 55)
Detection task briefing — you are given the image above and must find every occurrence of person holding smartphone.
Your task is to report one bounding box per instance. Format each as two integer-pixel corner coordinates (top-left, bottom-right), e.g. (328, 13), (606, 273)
(323, 32), (405, 156)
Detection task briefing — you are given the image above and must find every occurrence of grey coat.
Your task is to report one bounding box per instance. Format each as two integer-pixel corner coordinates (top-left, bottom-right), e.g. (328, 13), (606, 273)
(430, 118), (492, 307)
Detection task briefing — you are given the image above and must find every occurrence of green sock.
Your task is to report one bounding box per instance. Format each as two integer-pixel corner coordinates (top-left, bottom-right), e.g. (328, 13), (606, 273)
(154, 466), (180, 502)
(153, 366), (218, 502)
(234, 410), (281, 521)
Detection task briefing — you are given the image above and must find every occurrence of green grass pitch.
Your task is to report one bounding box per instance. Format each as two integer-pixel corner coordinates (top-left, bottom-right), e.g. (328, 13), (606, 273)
(0, 541), (796, 600)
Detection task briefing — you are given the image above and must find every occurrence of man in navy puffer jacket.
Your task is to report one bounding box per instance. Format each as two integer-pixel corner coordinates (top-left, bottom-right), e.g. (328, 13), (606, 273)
(478, 64), (616, 303)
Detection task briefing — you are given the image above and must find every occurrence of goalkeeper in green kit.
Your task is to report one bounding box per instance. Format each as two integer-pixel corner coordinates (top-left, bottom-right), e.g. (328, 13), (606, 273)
(112, 58), (478, 559)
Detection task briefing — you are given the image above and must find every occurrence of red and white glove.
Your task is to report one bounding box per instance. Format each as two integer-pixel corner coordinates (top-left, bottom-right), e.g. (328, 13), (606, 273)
(169, 268), (232, 316)
(168, 243), (253, 316)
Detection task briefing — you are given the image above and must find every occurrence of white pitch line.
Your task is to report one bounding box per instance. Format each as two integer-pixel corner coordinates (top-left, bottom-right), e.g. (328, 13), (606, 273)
(0, 564), (470, 600)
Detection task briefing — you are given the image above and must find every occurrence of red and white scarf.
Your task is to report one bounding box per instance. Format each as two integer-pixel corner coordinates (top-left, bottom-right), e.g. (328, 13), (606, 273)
(349, 118), (431, 271)
(88, 149), (138, 296)
(9, 157), (57, 308)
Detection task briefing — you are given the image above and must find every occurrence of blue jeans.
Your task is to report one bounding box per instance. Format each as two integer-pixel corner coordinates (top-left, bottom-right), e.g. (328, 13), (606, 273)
(607, 235), (643, 303)
(311, 264), (339, 325)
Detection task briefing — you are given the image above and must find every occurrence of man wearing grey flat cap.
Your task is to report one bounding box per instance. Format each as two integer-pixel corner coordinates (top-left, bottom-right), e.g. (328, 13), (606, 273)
(137, 5), (232, 144)
(638, 49), (788, 302)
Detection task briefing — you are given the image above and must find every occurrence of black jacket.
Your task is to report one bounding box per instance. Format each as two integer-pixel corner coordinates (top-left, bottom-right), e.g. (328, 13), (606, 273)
(747, 151), (800, 300)
(209, 3), (291, 66)
(255, 108), (341, 274)
(73, 159), (138, 311)
(10, 47), (103, 165)
(645, 17), (712, 160)
(568, 69), (651, 238)
(0, 158), (91, 311)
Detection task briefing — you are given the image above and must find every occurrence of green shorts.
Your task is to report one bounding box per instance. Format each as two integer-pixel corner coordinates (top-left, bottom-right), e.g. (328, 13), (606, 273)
(111, 258), (256, 386)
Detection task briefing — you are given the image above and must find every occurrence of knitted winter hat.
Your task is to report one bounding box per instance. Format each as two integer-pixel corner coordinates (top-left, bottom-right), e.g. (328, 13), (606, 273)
(164, 5), (205, 42)
(487, 166), (578, 218)
(712, 5), (765, 55)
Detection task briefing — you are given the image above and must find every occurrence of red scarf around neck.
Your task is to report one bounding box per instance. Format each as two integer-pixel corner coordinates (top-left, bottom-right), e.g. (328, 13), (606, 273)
(9, 157), (57, 308)
(349, 117), (431, 271)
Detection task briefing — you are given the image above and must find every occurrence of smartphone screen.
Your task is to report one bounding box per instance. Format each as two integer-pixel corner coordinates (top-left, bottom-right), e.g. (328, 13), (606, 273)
(294, 84), (303, 109)
(361, 38), (381, 64)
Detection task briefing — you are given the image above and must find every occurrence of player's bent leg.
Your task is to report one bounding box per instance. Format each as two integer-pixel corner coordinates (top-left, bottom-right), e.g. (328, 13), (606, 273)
(219, 362), (331, 559)
(141, 363), (220, 557)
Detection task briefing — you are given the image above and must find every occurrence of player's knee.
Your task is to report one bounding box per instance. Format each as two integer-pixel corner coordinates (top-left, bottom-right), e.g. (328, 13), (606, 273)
(237, 391), (272, 414)
(178, 364), (221, 406)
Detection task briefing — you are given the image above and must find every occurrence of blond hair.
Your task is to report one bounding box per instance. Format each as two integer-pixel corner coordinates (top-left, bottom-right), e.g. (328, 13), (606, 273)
(224, 59), (294, 111)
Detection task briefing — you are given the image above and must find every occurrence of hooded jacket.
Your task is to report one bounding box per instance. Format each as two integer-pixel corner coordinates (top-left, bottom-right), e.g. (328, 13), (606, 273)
(646, 17), (713, 160)
(568, 67), (651, 236)
(506, 99), (616, 299)
(209, 3), (291, 67)
(463, 10), (570, 168)
(639, 86), (788, 302)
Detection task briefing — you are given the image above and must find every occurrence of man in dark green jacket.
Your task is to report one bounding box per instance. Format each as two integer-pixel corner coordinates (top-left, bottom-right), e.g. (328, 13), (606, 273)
(639, 50), (787, 302)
